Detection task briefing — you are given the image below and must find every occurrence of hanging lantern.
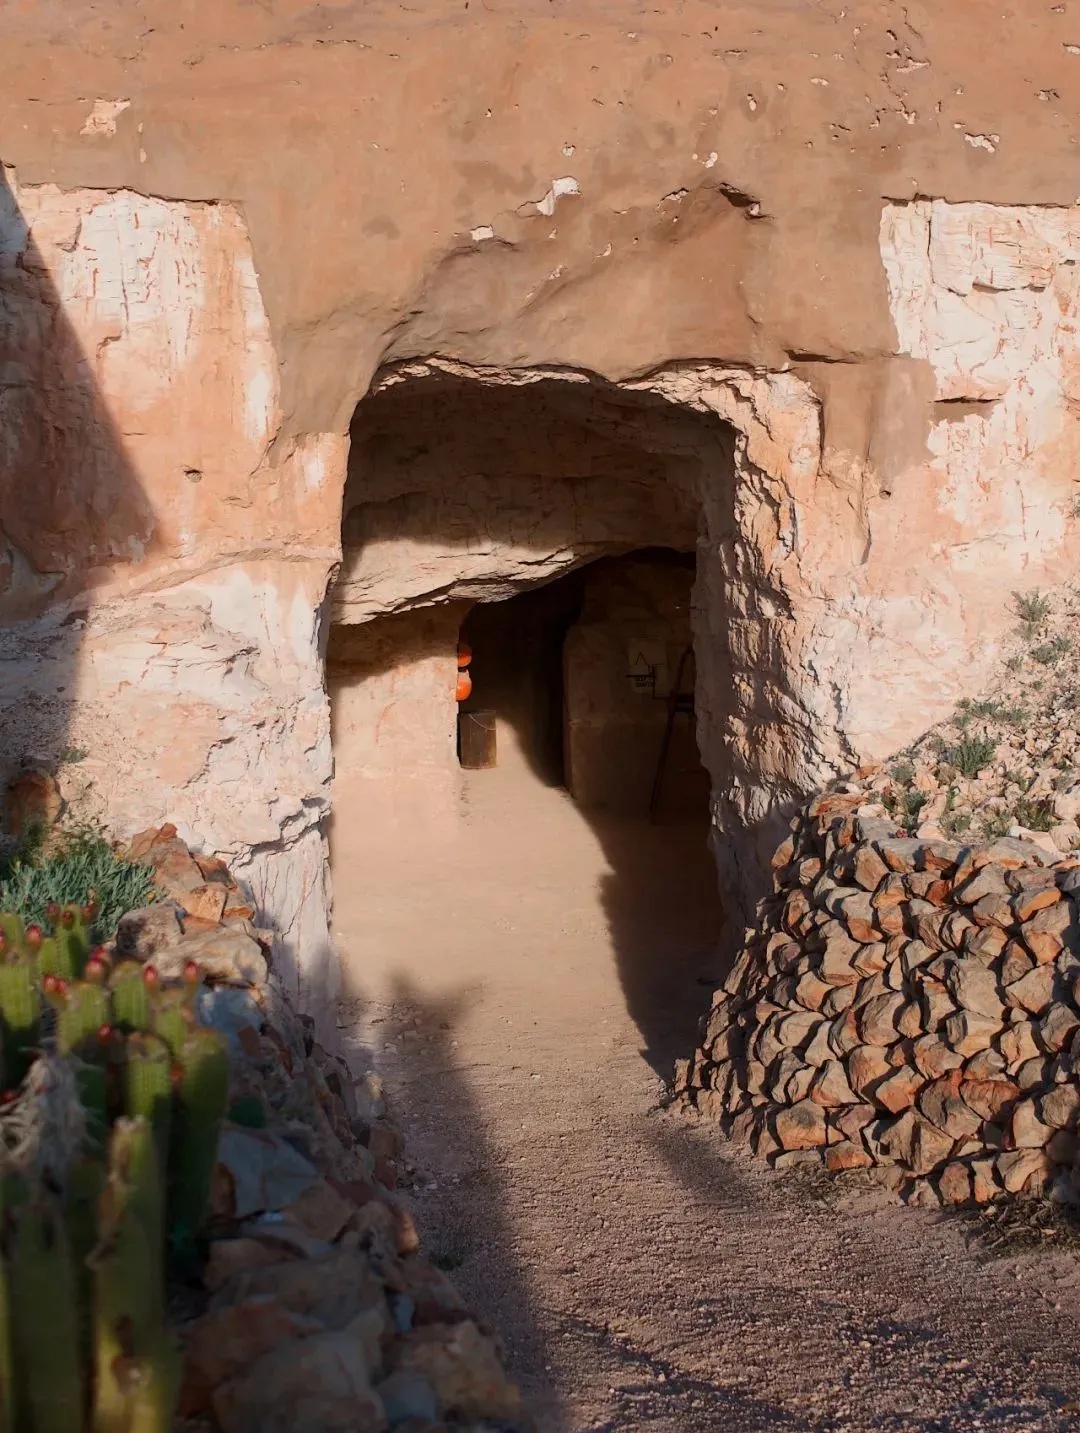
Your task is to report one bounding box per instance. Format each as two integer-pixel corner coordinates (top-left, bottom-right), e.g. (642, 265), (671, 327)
(456, 668), (473, 702)
(457, 641), (472, 669)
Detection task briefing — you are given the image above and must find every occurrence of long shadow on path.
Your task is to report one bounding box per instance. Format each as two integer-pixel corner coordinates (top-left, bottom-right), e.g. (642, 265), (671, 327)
(337, 965), (564, 1428)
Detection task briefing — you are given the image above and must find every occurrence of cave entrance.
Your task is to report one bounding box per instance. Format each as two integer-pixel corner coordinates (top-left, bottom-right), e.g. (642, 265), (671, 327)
(455, 550), (709, 823)
(328, 362), (728, 1069)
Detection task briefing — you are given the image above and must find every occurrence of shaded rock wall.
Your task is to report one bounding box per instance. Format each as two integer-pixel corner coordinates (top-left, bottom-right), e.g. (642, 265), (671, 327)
(3, 1), (1080, 1007)
(0, 168), (340, 1022)
(334, 365), (700, 621)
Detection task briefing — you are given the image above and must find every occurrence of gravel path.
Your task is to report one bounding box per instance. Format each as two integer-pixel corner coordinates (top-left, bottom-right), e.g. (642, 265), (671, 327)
(333, 753), (1080, 1431)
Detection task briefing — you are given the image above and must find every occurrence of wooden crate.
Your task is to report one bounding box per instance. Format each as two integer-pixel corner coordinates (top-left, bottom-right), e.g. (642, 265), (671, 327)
(459, 709), (497, 769)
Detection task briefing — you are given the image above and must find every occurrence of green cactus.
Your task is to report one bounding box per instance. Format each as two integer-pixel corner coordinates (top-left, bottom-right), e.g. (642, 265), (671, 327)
(0, 959), (38, 1087)
(123, 1035), (172, 1179)
(149, 985), (194, 1062)
(54, 981), (111, 1060)
(168, 1027), (229, 1243)
(51, 981), (111, 1148)
(35, 935), (71, 983)
(108, 962), (151, 1034)
(77, 1062), (110, 1156)
(0, 1174), (27, 1433)
(65, 1157), (106, 1375)
(0, 1256), (10, 1433)
(0, 904), (236, 1433)
(9, 1200), (83, 1433)
(55, 906), (91, 982)
(92, 1121), (177, 1433)
(0, 915), (24, 953)
(107, 1119), (165, 1310)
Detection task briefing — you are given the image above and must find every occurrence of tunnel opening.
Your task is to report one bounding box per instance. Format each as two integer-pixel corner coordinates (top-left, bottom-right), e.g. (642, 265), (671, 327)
(328, 361), (734, 1072)
(455, 550), (709, 824)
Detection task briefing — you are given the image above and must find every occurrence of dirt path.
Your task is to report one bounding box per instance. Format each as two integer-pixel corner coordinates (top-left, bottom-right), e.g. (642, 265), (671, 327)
(332, 748), (1080, 1432)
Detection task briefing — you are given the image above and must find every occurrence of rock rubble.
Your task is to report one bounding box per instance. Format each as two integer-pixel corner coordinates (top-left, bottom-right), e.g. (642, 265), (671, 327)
(676, 789), (1080, 1208)
(119, 824), (531, 1433)
(866, 585), (1080, 855)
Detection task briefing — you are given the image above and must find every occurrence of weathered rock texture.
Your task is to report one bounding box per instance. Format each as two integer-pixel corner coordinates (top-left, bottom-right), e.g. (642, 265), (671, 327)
(3, 3), (1080, 1006)
(327, 606), (469, 829)
(677, 790), (1080, 1207)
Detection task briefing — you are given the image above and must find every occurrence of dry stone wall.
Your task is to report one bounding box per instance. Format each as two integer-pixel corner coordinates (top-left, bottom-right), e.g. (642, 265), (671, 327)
(677, 790), (1080, 1208)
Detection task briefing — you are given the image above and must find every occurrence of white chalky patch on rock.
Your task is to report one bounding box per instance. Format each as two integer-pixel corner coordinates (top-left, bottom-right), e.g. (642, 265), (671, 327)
(534, 177), (580, 216)
(80, 98), (131, 136)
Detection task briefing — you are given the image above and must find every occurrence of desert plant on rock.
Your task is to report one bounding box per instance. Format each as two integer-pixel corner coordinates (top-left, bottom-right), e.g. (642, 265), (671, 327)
(0, 909), (230, 1432)
(1012, 795), (1056, 832)
(0, 827), (154, 944)
(1031, 634), (1073, 666)
(1012, 588), (1051, 635)
(943, 733), (997, 778)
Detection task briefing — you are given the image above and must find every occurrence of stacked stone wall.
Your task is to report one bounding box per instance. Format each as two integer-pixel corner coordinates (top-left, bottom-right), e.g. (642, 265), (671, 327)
(678, 791), (1080, 1207)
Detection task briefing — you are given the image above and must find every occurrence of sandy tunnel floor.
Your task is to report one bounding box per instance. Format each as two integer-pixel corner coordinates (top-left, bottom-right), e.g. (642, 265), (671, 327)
(332, 743), (1080, 1432)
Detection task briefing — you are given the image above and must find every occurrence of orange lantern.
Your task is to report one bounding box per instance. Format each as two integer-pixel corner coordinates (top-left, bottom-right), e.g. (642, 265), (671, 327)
(455, 669), (473, 702)
(457, 642), (472, 669)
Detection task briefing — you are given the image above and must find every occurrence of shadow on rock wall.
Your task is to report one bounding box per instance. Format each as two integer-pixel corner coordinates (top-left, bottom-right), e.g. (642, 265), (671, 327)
(0, 165), (154, 811)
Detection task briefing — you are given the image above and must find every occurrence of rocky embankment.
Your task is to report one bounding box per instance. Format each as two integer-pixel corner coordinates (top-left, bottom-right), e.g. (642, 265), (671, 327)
(121, 824), (530, 1433)
(867, 585), (1080, 854)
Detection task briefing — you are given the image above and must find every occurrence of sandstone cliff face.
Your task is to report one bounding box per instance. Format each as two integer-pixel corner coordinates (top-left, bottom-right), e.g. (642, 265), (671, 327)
(2, 2), (1080, 1009)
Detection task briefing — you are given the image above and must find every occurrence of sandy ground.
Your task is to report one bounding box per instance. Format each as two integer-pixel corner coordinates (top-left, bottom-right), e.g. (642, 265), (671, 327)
(332, 743), (1080, 1433)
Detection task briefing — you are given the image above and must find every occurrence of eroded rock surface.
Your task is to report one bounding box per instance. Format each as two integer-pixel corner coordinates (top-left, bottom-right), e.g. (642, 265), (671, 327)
(2, 2), (1080, 987)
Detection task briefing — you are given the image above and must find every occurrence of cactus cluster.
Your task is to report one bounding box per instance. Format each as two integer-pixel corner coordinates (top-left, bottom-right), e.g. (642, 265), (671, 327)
(0, 906), (231, 1432)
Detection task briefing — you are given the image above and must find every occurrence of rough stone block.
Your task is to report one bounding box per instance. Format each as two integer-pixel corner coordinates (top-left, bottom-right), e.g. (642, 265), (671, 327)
(774, 1100), (828, 1151)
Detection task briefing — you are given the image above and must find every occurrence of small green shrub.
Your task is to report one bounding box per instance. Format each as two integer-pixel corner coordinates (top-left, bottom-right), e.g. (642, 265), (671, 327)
(943, 734), (997, 778)
(983, 811), (1013, 839)
(0, 825), (154, 943)
(1004, 769), (1033, 793)
(942, 809), (972, 837)
(889, 761), (915, 786)
(959, 698), (1027, 725)
(1012, 589), (1051, 632)
(900, 789), (928, 825)
(1013, 796), (1056, 832)
(1031, 634), (1072, 666)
